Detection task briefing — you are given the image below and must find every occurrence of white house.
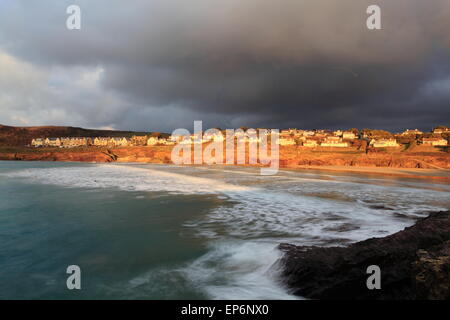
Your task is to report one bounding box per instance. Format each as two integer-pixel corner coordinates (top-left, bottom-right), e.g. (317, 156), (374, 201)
(342, 131), (357, 140)
(370, 139), (400, 148)
(422, 138), (448, 147)
(320, 137), (349, 147)
(277, 137), (296, 146)
(31, 138), (44, 147)
(44, 138), (62, 147)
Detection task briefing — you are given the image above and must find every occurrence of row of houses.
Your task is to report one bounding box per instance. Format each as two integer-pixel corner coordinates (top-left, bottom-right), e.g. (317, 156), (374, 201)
(31, 135), (448, 149)
(31, 131), (268, 148)
(279, 129), (357, 139)
(282, 126), (449, 138)
(31, 137), (129, 148)
(276, 136), (349, 147)
(276, 131), (449, 148)
(30, 126), (449, 148)
(276, 129), (358, 147)
(400, 127), (450, 136)
(284, 136), (447, 148)
(31, 136), (176, 148)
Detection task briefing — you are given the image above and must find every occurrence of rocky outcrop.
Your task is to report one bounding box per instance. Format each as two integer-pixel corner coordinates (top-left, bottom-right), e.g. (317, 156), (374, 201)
(413, 242), (450, 299)
(102, 149), (118, 161)
(276, 211), (450, 300)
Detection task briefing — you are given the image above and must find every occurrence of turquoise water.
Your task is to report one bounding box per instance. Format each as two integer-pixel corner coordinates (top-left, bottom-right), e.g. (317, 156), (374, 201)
(1, 161), (450, 299)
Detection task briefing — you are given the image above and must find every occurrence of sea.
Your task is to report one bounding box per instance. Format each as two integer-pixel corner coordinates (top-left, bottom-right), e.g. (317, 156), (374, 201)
(1, 161), (449, 299)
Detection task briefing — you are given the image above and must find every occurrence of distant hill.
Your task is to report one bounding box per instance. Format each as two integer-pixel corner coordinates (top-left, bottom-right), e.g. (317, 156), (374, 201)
(0, 124), (165, 146)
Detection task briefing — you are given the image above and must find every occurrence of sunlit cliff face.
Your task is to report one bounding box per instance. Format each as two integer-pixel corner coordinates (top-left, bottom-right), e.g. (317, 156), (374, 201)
(0, 0), (450, 131)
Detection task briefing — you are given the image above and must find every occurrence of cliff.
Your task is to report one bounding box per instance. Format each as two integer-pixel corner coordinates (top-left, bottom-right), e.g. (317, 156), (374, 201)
(1, 145), (450, 173)
(0, 146), (173, 164)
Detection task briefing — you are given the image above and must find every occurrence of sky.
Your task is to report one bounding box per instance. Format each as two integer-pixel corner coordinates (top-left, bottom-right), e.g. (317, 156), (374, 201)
(0, 0), (449, 133)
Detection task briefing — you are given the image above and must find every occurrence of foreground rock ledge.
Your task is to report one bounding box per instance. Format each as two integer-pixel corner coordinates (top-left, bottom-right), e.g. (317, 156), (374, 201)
(276, 211), (450, 300)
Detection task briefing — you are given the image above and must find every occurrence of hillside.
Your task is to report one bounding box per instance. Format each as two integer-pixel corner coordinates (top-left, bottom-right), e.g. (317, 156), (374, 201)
(0, 124), (164, 146)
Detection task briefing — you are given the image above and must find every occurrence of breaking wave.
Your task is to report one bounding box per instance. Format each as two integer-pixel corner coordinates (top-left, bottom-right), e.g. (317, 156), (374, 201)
(3, 163), (450, 299)
(3, 164), (250, 194)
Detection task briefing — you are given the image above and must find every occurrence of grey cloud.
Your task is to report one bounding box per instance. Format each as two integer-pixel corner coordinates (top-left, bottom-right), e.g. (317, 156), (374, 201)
(0, 0), (449, 132)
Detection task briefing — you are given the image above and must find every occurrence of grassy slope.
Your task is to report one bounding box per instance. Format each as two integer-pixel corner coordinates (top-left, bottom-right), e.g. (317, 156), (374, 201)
(0, 124), (168, 146)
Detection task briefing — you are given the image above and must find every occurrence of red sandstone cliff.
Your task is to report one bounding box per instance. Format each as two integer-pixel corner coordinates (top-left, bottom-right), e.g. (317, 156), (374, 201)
(1, 145), (449, 170)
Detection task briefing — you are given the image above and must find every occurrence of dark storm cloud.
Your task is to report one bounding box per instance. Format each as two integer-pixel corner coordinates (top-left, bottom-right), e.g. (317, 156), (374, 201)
(0, 0), (449, 131)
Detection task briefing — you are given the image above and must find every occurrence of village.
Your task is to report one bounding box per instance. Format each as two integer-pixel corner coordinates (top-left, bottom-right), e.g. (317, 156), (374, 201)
(30, 126), (449, 150)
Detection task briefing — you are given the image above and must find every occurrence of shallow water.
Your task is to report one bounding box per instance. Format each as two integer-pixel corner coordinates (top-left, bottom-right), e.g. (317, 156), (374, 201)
(1, 161), (449, 299)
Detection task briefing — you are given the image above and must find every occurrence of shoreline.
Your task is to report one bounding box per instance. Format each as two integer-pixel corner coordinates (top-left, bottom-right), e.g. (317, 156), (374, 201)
(290, 165), (450, 181)
(2, 158), (450, 183)
(1, 145), (449, 181)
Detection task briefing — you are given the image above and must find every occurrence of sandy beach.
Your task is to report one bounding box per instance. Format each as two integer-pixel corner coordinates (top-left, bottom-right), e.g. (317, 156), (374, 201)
(294, 165), (450, 181)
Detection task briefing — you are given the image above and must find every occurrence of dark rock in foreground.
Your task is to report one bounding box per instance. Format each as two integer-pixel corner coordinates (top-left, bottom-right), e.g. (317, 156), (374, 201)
(276, 211), (450, 300)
